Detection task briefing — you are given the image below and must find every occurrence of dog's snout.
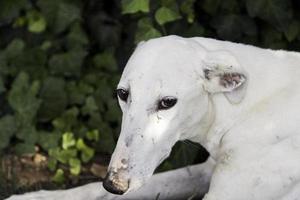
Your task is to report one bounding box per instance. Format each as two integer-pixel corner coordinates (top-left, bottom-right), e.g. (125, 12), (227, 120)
(103, 170), (129, 195)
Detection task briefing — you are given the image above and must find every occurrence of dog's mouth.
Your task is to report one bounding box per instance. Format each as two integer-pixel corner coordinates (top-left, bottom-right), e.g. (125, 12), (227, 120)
(103, 170), (130, 195)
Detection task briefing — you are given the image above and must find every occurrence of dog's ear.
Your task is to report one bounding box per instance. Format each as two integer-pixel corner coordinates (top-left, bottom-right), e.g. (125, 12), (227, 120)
(202, 50), (247, 104)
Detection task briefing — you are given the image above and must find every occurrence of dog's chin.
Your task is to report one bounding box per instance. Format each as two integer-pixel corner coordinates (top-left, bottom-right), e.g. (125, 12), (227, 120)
(124, 177), (147, 194)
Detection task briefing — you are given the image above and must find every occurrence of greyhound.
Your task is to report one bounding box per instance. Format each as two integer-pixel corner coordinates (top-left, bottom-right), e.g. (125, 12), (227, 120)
(7, 35), (300, 200)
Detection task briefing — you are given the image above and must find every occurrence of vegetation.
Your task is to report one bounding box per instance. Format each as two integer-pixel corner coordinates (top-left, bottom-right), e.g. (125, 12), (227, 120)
(0, 0), (299, 198)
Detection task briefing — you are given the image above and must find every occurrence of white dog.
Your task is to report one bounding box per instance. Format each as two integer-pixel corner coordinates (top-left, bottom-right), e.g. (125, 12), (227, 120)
(8, 36), (300, 200)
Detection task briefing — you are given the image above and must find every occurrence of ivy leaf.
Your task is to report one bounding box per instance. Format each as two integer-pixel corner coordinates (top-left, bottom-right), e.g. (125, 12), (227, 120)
(47, 157), (57, 172)
(157, 142), (199, 172)
(67, 22), (89, 49)
(38, 131), (61, 151)
(66, 81), (93, 105)
(69, 158), (81, 175)
(37, 0), (81, 34)
(245, 0), (292, 32)
(155, 6), (182, 26)
(76, 139), (95, 163)
(49, 147), (77, 164)
(62, 132), (76, 150)
(211, 14), (243, 40)
(16, 126), (39, 144)
(7, 48), (47, 80)
(52, 169), (65, 183)
(4, 39), (25, 60)
(55, 2), (81, 34)
(90, 121), (115, 154)
(0, 115), (17, 150)
(122, 0), (150, 14)
(105, 99), (121, 123)
(37, 77), (67, 122)
(93, 51), (118, 72)
(0, 0), (30, 23)
(135, 18), (162, 43)
(81, 96), (99, 116)
(27, 10), (47, 33)
(14, 142), (36, 155)
(49, 50), (87, 77)
(284, 21), (299, 42)
(52, 107), (79, 131)
(86, 130), (99, 142)
(8, 72), (41, 125)
(180, 0), (196, 23)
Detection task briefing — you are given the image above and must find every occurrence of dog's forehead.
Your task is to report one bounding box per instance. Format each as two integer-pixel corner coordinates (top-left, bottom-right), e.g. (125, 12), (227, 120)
(119, 36), (203, 93)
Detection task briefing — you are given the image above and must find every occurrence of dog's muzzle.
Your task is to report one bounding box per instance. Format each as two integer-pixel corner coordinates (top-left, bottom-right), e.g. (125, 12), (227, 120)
(103, 170), (129, 195)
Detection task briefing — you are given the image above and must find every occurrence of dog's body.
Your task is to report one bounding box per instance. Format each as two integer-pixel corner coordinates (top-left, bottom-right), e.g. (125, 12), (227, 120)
(191, 37), (300, 200)
(7, 36), (300, 200)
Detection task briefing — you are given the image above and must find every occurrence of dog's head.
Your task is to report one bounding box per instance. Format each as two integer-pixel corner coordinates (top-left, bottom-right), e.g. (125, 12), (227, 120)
(103, 36), (247, 194)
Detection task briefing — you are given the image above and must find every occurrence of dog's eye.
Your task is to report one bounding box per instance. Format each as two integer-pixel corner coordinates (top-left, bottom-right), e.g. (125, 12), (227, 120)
(117, 88), (129, 102)
(158, 97), (177, 110)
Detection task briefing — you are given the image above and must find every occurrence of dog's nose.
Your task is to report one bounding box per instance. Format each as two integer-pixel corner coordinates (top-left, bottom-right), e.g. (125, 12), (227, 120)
(103, 171), (129, 195)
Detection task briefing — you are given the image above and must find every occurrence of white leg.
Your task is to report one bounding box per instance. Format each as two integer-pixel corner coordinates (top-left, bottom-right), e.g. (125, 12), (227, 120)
(6, 158), (215, 200)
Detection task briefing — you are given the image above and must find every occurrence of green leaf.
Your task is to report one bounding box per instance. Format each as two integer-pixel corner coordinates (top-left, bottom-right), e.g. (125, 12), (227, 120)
(157, 142), (199, 172)
(27, 10), (47, 33)
(4, 39), (25, 60)
(38, 131), (61, 151)
(7, 48), (47, 79)
(81, 148), (95, 163)
(262, 25), (286, 49)
(37, 77), (67, 122)
(55, 2), (81, 33)
(67, 22), (89, 49)
(0, 115), (17, 150)
(8, 72), (41, 125)
(49, 50), (87, 77)
(52, 107), (79, 131)
(76, 139), (95, 163)
(66, 81), (94, 105)
(284, 21), (299, 42)
(0, 0), (30, 23)
(37, 0), (81, 34)
(40, 41), (52, 50)
(16, 126), (39, 144)
(180, 0), (196, 23)
(211, 14), (243, 40)
(105, 100), (121, 123)
(93, 51), (118, 72)
(135, 18), (162, 43)
(86, 130), (99, 142)
(62, 132), (76, 150)
(202, 0), (221, 15)
(47, 157), (57, 171)
(49, 148), (77, 164)
(14, 143), (36, 155)
(89, 121), (115, 154)
(52, 169), (65, 183)
(245, 0), (292, 32)
(69, 158), (81, 175)
(81, 96), (99, 116)
(155, 6), (181, 26)
(13, 16), (27, 28)
(122, 0), (150, 14)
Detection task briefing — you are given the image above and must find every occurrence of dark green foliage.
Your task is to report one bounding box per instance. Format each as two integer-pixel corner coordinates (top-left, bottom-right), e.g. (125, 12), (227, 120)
(0, 0), (299, 191)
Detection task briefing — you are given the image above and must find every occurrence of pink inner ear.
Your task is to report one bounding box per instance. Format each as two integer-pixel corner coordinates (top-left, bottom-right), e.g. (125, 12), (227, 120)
(220, 73), (244, 88)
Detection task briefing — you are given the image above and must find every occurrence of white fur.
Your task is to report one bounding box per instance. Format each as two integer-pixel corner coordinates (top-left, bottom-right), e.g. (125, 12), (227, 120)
(7, 36), (300, 200)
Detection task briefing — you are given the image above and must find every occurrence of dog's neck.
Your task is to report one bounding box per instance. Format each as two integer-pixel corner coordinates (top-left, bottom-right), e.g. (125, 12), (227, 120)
(189, 92), (245, 159)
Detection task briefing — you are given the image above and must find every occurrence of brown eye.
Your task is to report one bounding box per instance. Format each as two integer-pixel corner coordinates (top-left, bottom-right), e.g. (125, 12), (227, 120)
(116, 88), (129, 102)
(158, 96), (177, 110)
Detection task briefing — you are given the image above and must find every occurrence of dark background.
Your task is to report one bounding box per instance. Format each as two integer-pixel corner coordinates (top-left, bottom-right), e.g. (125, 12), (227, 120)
(0, 0), (299, 198)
